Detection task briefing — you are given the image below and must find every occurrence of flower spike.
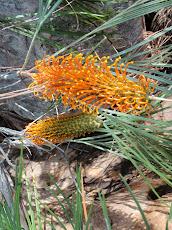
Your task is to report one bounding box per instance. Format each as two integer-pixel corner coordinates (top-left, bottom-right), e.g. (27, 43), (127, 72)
(25, 112), (102, 145)
(29, 54), (156, 115)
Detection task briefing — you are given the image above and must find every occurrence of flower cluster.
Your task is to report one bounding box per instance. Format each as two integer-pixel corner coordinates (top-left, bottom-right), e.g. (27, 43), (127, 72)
(25, 112), (102, 145)
(26, 54), (156, 145)
(29, 54), (155, 115)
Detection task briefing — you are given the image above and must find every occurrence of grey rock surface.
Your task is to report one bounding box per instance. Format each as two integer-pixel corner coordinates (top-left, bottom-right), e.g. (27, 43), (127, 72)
(0, 0), (145, 67)
(0, 0), (46, 67)
(0, 0), (38, 18)
(95, 1), (145, 55)
(0, 70), (67, 124)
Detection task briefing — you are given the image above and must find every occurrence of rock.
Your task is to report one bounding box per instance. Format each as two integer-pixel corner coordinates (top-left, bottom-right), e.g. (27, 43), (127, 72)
(101, 1), (145, 54)
(0, 71), (52, 122)
(0, 0), (145, 67)
(0, 0), (45, 67)
(0, 71), (67, 129)
(0, 0), (38, 18)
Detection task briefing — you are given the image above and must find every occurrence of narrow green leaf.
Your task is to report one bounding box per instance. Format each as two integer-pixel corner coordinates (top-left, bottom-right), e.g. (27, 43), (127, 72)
(44, 182), (74, 229)
(39, 200), (67, 230)
(85, 201), (94, 230)
(24, 168), (36, 228)
(120, 174), (151, 230)
(24, 209), (32, 229)
(40, 213), (56, 230)
(48, 173), (73, 213)
(166, 201), (172, 230)
(98, 190), (111, 230)
(33, 177), (42, 230)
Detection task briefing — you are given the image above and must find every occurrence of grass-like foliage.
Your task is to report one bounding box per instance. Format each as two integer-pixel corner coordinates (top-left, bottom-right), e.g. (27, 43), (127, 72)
(40, 166), (95, 230)
(0, 143), (24, 229)
(0, 149), (113, 229)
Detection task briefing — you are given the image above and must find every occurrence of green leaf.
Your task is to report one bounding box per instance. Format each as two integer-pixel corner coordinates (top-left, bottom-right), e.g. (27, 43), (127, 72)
(98, 190), (111, 230)
(85, 201), (94, 230)
(33, 177), (42, 230)
(166, 201), (172, 230)
(120, 174), (151, 230)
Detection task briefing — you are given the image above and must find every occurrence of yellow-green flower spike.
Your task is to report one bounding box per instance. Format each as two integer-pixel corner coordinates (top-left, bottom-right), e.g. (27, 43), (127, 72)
(25, 112), (102, 145)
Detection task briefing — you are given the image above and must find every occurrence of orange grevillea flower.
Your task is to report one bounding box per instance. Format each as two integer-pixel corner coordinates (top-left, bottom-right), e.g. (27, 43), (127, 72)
(25, 112), (102, 145)
(29, 54), (156, 115)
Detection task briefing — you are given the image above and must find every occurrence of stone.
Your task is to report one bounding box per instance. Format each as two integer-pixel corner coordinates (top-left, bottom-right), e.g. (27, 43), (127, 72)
(0, 0), (145, 67)
(0, 71), (68, 129)
(0, 0), (45, 67)
(0, 71), (51, 121)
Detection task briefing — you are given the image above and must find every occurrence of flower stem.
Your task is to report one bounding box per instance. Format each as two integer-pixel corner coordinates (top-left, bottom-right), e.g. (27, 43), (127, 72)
(149, 96), (172, 102)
